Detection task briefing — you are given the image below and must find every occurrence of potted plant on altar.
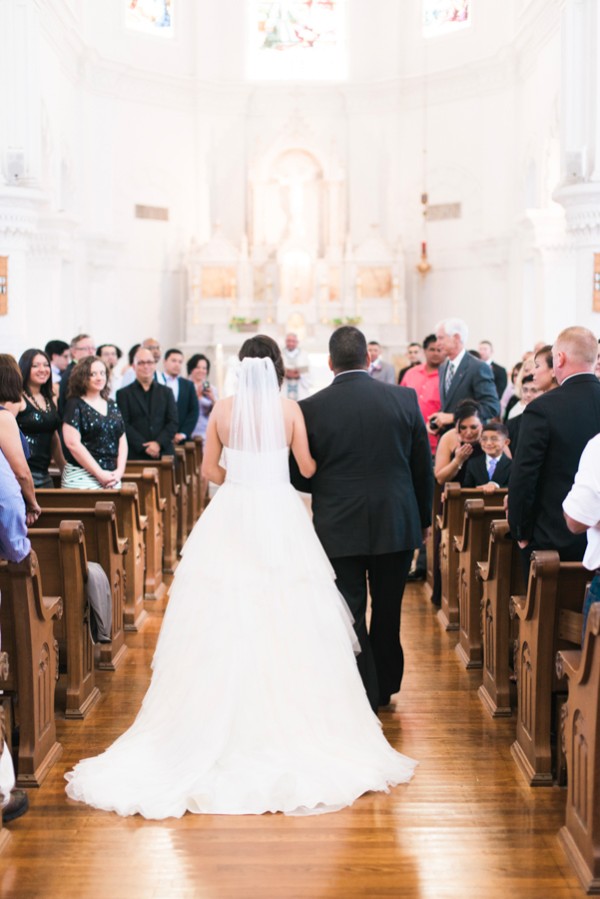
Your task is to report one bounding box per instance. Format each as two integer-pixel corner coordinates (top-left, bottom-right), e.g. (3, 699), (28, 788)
(330, 316), (362, 327)
(228, 316), (260, 333)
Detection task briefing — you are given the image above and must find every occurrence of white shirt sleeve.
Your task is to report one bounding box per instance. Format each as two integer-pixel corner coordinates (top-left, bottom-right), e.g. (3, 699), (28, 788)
(563, 434), (600, 527)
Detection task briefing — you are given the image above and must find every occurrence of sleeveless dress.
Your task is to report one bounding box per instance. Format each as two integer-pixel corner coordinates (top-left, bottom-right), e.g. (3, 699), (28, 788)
(65, 360), (417, 819)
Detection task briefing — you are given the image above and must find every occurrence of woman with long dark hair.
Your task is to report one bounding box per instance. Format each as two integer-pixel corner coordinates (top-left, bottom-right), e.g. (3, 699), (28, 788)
(17, 348), (64, 488)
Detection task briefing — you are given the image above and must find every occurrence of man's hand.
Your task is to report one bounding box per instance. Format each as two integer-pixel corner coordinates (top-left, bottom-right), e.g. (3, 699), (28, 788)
(517, 539), (530, 550)
(174, 433), (187, 444)
(143, 441), (161, 459)
(429, 412), (454, 429)
(422, 527), (431, 542)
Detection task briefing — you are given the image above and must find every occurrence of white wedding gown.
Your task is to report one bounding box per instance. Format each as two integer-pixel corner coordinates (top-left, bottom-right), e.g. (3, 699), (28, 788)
(65, 358), (417, 819)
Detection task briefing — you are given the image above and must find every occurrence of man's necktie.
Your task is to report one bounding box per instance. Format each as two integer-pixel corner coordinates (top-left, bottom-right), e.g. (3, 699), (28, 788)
(487, 457), (498, 480)
(445, 361), (455, 393)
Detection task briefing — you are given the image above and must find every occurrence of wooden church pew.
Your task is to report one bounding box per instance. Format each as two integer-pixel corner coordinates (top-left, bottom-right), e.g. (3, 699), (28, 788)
(117, 468), (166, 600)
(510, 551), (589, 785)
(125, 457), (179, 573)
(28, 522), (100, 720)
(477, 519), (525, 718)
(437, 483), (507, 631)
(174, 446), (191, 553)
(183, 440), (201, 531)
(557, 602), (600, 894)
(426, 480), (443, 595)
(33, 503), (127, 672)
(453, 499), (504, 669)
(0, 553), (63, 787)
(36, 485), (147, 632)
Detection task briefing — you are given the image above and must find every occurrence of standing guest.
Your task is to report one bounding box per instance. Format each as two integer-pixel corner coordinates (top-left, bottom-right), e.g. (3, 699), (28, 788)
(62, 357), (127, 489)
(367, 341), (396, 384)
(563, 433), (600, 639)
(0, 355), (41, 525)
(434, 400), (484, 486)
(291, 327), (433, 711)
(432, 318), (499, 430)
(187, 353), (218, 441)
(44, 339), (70, 385)
(532, 344), (557, 393)
(478, 340), (508, 400)
(159, 349), (199, 444)
(508, 326), (600, 581)
(506, 374), (541, 456)
(58, 333), (96, 416)
(17, 349), (65, 488)
(500, 361), (522, 418)
(401, 334), (445, 455)
(97, 344), (123, 399)
(463, 422), (511, 491)
(281, 332), (311, 400)
(120, 338), (161, 389)
(117, 348), (178, 461)
(397, 342), (424, 384)
(595, 339), (600, 380)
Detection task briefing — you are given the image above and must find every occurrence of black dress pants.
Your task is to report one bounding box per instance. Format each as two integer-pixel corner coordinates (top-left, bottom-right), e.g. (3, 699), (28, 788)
(330, 550), (413, 712)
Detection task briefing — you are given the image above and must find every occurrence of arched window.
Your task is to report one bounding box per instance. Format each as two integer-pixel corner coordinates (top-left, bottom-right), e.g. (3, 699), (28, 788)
(423, 0), (471, 38)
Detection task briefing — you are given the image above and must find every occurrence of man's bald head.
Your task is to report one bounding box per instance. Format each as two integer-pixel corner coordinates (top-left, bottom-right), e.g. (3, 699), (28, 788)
(552, 326), (598, 384)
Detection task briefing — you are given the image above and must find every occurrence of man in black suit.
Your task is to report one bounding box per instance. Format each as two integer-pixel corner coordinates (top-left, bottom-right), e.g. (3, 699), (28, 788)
(508, 326), (600, 578)
(430, 318), (499, 431)
(116, 347), (178, 461)
(478, 339), (508, 400)
(291, 327), (433, 712)
(158, 349), (199, 444)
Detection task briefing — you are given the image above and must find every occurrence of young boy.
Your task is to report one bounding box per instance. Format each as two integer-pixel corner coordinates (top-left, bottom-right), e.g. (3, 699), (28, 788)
(463, 421), (511, 492)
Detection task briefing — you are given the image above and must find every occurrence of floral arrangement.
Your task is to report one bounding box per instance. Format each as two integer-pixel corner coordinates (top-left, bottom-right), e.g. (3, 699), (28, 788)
(228, 316), (260, 332)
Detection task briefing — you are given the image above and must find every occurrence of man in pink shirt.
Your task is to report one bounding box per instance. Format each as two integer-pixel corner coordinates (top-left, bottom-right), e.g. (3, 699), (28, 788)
(402, 334), (446, 455)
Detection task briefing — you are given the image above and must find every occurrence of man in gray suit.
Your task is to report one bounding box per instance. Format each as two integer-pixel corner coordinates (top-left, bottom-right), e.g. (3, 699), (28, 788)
(367, 341), (396, 384)
(429, 318), (499, 431)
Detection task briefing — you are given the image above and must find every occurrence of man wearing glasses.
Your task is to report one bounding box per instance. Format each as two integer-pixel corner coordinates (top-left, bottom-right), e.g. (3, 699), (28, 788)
(116, 347), (178, 460)
(58, 333), (96, 416)
(120, 337), (162, 389)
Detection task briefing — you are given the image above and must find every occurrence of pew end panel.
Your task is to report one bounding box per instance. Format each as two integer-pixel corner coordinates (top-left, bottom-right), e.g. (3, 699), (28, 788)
(125, 458), (179, 574)
(122, 469), (166, 601)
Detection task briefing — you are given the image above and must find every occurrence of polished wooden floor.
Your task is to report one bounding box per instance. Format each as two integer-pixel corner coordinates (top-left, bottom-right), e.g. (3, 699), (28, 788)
(0, 582), (585, 899)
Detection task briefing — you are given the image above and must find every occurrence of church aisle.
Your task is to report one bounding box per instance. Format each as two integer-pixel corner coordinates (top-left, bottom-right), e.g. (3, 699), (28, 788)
(0, 584), (583, 899)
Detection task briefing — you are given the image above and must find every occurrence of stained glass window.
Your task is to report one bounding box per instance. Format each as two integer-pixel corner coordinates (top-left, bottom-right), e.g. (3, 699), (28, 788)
(423, 0), (471, 38)
(249, 1), (346, 80)
(125, 0), (173, 38)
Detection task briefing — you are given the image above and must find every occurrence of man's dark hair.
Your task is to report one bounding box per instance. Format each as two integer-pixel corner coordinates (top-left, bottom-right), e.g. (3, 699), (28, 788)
(238, 335), (284, 387)
(97, 344), (122, 360)
(164, 348), (183, 361)
(127, 343), (141, 366)
(45, 339), (69, 359)
(481, 421), (509, 439)
(408, 341), (421, 349)
(521, 373), (535, 385)
(329, 326), (368, 372)
(367, 340), (380, 347)
(469, 349), (482, 359)
(423, 334), (437, 350)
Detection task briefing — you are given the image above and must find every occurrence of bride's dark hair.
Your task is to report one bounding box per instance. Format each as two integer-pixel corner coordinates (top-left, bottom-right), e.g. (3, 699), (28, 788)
(238, 335), (285, 387)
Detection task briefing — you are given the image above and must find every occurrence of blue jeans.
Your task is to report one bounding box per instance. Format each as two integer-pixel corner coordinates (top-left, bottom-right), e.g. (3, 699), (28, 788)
(582, 573), (600, 644)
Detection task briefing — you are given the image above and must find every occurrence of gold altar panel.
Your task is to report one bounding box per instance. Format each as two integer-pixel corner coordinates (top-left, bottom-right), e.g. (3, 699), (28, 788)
(253, 266), (266, 302)
(328, 268), (341, 302)
(201, 267), (236, 299)
(358, 267), (392, 299)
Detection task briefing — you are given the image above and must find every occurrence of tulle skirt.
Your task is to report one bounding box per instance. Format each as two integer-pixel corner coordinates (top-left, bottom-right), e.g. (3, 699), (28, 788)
(65, 479), (417, 818)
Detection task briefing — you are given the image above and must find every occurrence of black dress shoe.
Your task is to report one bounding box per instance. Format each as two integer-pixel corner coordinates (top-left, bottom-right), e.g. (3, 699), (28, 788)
(378, 695), (392, 708)
(406, 568), (426, 582)
(2, 789), (28, 823)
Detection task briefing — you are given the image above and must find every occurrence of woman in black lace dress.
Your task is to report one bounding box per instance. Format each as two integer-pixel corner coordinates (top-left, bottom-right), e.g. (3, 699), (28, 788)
(61, 356), (127, 489)
(17, 348), (65, 488)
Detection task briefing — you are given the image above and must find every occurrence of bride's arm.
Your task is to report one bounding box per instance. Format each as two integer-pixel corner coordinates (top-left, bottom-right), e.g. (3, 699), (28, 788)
(290, 403), (316, 479)
(201, 405), (227, 485)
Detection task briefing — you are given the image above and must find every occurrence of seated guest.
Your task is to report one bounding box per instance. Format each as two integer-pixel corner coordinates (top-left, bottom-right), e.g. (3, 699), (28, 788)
(159, 349), (199, 444)
(97, 344), (123, 399)
(187, 353), (217, 441)
(17, 349), (65, 488)
(434, 400), (483, 486)
(58, 333), (96, 417)
(478, 340), (508, 399)
(117, 348), (178, 461)
(0, 355), (41, 524)
(506, 374), (541, 457)
(533, 344), (557, 393)
(44, 339), (70, 387)
(62, 356), (127, 489)
(463, 422), (511, 491)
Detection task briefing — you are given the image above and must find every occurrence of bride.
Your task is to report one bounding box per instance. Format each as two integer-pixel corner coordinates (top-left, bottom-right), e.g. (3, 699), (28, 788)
(65, 335), (417, 818)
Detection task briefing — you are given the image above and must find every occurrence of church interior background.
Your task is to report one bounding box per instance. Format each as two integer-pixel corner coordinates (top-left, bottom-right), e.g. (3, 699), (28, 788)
(0, 0), (599, 391)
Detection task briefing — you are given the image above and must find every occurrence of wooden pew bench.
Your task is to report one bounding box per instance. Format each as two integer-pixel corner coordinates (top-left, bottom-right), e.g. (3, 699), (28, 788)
(183, 441), (200, 531)
(28, 522), (100, 720)
(117, 468), (166, 600)
(36, 485), (147, 632)
(174, 446), (191, 553)
(125, 457), (179, 573)
(476, 519), (525, 718)
(510, 551), (589, 785)
(0, 553), (63, 787)
(33, 503), (127, 671)
(453, 499), (504, 669)
(437, 483), (507, 631)
(557, 602), (600, 894)
(426, 480), (443, 596)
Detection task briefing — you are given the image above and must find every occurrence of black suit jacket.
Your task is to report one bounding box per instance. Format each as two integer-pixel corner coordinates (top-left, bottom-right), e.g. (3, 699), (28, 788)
(290, 372), (433, 558)
(58, 362), (76, 418)
(116, 380), (179, 460)
(508, 373), (600, 559)
(439, 353), (500, 421)
(462, 453), (511, 488)
(174, 378), (199, 438)
(491, 362), (508, 400)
